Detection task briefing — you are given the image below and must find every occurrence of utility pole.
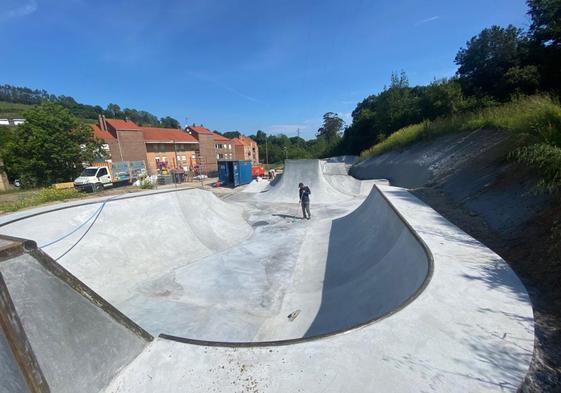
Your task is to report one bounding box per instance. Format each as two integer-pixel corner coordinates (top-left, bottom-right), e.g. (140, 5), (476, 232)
(173, 139), (178, 188)
(297, 128), (300, 139)
(265, 138), (269, 167)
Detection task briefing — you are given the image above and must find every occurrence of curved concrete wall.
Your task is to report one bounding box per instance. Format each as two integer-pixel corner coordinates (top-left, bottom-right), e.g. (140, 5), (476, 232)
(304, 186), (431, 337)
(260, 159), (352, 203)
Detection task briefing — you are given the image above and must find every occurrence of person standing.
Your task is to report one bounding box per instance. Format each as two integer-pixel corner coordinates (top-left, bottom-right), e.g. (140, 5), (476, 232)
(299, 182), (311, 219)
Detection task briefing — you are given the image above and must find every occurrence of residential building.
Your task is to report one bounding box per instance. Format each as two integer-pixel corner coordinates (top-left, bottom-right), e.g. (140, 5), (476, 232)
(92, 116), (199, 175)
(232, 135), (260, 164)
(212, 132), (235, 161)
(184, 124), (234, 173)
(185, 125), (259, 172)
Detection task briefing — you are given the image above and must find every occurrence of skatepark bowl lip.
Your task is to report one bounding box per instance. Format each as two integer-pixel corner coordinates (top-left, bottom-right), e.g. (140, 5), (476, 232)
(0, 185), (434, 347)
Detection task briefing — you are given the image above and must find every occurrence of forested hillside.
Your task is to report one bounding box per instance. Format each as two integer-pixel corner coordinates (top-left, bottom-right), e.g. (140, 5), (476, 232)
(0, 84), (180, 128)
(336, 0), (561, 192)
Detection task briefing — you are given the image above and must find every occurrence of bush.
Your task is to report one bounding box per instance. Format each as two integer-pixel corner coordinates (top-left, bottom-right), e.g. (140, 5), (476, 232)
(139, 179), (154, 189)
(511, 143), (561, 192)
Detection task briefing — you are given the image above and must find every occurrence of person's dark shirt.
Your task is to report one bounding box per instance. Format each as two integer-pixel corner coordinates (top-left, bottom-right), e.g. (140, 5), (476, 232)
(299, 186), (311, 203)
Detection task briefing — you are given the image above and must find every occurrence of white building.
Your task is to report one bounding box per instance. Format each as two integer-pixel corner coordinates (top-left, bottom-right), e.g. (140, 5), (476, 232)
(0, 118), (25, 126)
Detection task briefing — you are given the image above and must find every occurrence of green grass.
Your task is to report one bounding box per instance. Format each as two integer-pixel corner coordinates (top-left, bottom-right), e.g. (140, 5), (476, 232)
(0, 187), (82, 213)
(0, 101), (33, 118)
(360, 95), (561, 159)
(511, 143), (561, 192)
(359, 95), (561, 192)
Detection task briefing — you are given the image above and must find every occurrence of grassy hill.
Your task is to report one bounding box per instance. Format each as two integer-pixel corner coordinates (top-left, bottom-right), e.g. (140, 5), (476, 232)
(0, 101), (98, 123)
(0, 101), (33, 118)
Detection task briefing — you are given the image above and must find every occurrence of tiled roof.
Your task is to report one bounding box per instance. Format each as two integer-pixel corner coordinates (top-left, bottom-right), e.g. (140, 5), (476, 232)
(239, 135), (256, 146)
(231, 137), (245, 146)
(141, 127), (198, 143)
(91, 124), (115, 140)
(211, 132), (231, 142)
(187, 125), (212, 135)
(105, 118), (141, 131)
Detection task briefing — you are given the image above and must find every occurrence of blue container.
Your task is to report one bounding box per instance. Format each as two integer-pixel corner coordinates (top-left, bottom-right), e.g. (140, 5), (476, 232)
(217, 160), (252, 187)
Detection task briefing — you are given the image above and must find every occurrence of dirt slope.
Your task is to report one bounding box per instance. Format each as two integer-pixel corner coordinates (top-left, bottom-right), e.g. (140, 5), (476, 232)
(351, 128), (561, 392)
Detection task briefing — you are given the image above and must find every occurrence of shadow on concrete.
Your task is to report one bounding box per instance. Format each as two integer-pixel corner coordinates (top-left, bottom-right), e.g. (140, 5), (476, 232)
(304, 189), (430, 337)
(272, 214), (304, 220)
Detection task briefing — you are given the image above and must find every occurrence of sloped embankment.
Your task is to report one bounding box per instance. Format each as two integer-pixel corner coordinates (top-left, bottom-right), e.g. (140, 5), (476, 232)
(351, 128), (561, 392)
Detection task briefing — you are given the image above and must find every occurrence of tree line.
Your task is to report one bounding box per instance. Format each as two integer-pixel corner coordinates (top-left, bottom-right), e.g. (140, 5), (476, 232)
(334, 0), (561, 156)
(0, 84), (180, 128)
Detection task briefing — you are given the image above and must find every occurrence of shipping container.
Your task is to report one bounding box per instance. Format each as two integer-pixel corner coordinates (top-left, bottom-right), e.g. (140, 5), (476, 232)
(218, 160), (252, 187)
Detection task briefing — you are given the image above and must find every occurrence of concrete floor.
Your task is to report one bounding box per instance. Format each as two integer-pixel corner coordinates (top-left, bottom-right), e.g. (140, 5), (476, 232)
(0, 159), (534, 392)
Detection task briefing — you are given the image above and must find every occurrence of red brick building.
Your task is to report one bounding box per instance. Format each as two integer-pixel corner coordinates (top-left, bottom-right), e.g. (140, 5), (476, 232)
(185, 125), (236, 173)
(92, 116), (199, 175)
(185, 125), (259, 172)
(231, 135), (260, 164)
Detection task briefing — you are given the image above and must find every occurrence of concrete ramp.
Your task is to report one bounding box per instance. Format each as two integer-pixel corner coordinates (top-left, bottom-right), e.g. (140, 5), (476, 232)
(252, 185), (431, 341)
(259, 159), (352, 203)
(305, 187), (430, 336)
(0, 237), (152, 393)
(1, 190), (252, 307)
(0, 327), (31, 393)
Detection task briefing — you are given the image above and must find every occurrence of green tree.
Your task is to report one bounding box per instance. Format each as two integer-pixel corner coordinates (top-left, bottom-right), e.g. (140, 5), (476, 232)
(222, 131), (241, 139)
(527, 0), (561, 94)
(4, 102), (106, 187)
(160, 116), (180, 129)
(455, 25), (537, 100)
(317, 112), (344, 146)
(105, 103), (123, 119)
(528, 0), (561, 47)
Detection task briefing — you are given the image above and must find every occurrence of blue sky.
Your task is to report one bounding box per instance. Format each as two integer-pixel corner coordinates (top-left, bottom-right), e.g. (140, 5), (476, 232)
(1, 0), (529, 139)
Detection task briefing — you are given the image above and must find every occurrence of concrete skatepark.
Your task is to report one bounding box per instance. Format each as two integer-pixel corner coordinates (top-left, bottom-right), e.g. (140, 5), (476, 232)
(0, 159), (534, 392)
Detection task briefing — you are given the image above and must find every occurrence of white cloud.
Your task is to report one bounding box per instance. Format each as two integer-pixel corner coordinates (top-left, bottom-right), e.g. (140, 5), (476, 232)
(1, 0), (38, 22)
(414, 16), (440, 27)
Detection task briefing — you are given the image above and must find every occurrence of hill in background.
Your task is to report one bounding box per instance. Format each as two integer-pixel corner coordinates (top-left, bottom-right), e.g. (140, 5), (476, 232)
(0, 84), (180, 128)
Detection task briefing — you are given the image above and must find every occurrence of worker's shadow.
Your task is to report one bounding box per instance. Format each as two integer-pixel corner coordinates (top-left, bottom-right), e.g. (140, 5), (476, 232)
(272, 214), (305, 220)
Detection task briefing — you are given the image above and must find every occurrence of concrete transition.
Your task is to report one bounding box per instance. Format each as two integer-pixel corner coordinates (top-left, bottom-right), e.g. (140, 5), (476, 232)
(0, 158), (534, 392)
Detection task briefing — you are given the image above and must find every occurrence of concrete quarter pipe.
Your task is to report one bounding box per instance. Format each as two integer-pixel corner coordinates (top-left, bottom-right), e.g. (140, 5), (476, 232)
(0, 159), (534, 392)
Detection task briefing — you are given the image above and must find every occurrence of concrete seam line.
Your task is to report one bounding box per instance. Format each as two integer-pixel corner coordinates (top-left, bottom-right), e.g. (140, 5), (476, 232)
(40, 193), (121, 249)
